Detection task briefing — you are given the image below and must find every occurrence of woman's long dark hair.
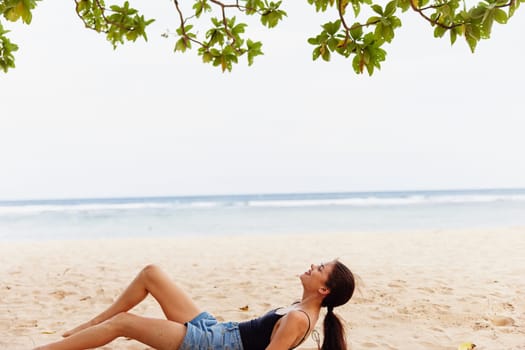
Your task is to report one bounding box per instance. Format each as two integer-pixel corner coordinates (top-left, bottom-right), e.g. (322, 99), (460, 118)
(320, 260), (355, 350)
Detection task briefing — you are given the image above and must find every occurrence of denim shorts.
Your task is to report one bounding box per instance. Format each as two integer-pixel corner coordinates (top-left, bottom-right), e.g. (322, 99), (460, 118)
(179, 312), (244, 350)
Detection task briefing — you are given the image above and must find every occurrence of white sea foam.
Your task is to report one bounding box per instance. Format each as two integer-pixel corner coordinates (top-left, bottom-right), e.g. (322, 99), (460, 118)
(0, 202), (172, 215)
(246, 194), (525, 208)
(246, 197), (425, 207)
(1, 191), (524, 216)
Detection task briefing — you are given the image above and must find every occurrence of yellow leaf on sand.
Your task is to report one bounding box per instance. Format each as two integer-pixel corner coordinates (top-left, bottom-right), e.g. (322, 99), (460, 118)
(458, 342), (476, 350)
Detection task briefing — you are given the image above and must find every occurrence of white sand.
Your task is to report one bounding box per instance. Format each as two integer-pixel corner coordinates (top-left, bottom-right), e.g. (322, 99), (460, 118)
(1, 228), (524, 349)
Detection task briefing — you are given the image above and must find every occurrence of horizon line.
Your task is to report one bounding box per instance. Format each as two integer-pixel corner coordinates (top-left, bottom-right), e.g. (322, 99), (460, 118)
(2, 186), (525, 204)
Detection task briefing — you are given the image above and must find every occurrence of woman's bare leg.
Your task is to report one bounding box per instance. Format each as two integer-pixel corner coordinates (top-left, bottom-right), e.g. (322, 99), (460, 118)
(36, 312), (187, 350)
(63, 264), (200, 337)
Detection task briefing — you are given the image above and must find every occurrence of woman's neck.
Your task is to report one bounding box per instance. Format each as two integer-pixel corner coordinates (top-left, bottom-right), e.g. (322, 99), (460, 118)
(298, 293), (323, 313)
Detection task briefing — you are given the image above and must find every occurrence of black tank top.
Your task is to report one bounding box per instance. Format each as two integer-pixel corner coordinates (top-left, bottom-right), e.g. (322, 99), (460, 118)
(238, 308), (310, 350)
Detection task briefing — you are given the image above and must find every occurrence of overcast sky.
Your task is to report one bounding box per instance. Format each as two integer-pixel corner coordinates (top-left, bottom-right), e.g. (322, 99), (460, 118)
(1, 1), (524, 200)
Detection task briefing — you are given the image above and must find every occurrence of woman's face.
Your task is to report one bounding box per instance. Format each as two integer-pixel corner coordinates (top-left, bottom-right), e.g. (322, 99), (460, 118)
(300, 261), (335, 291)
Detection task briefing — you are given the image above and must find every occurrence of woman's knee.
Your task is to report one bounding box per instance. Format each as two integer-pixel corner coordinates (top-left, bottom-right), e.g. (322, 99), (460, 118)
(106, 312), (134, 335)
(142, 263), (161, 274)
(141, 264), (162, 282)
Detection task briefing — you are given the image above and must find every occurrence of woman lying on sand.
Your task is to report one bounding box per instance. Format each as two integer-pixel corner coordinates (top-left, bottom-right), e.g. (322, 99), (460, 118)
(34, 259), (355, 350)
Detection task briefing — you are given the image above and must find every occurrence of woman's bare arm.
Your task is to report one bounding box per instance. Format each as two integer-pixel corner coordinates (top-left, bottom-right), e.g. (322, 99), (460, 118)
(265, 311), (309, 350)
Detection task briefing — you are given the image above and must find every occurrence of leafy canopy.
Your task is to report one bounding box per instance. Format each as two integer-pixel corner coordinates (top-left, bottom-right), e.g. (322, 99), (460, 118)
(1, 0), (523, 74)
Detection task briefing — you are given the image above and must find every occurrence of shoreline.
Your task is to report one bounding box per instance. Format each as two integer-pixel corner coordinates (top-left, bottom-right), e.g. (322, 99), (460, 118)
(3, 223), (525, 243)
(2, 228), (524, 349)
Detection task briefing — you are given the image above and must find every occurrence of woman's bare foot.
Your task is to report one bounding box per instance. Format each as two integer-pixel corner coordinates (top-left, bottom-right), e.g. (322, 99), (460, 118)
(62, 320), (96, 337)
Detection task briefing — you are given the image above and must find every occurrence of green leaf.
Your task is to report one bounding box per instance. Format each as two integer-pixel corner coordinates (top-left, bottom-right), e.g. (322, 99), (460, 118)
(307, 0), (334, 12)
(464, 24), (479, 52)
(509, 2), (517, 17)
(202, 51), (213, 63)
(352, 52), (363, 74)
(3, 0), (35, 24)
(397, 0), (411, 11)
(384, 0), (397, 17)
(367, 16), (381, 25)
(211, 17), (222, 27)
(382, 24), (394, 42)
(321, 43), (330, 61)
(184, 24), (194, 34)
(327, 37), (338, 51)
(312, 46), (321, 60)
(0, 24), (19, 73)
(493, 9), (507, 24)
(193, 1), (204, 17)
(18, 0), (33, 24)
(232, 22), (247, 36)
(246, 39), (263, 66)
(212, 46), (237, 72)
(5, 8), (20, 22)
(260, 9), (286, 28)
(245, 0), (264, 14)
(175, 37), (190, 52)
(371, 4), (383, 15)
(339, 0), (349, 15)
(349, 23), (363, 39)
(434, 25), (447, 38)
(449, 28), (457, 45)
(77, 0), (89, 12)
(469, 6), (486, 21)
(390, 16), (402, 29)
(350, 0), (361, 16)
(481, 12), (494, 39)
(308, 37), (319, 45)
(322, 20), (341, 35)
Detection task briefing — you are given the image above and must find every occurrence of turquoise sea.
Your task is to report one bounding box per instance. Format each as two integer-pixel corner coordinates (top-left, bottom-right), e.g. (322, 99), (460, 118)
(1, 188), (525, 241)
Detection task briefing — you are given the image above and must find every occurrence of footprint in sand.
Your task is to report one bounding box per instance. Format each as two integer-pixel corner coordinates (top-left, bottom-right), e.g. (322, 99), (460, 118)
(361, 342), (396, 350)
(417, 286), (435, 294)
(491, 302), (515, 312)
(429, 326), (446, 333)
(360, 342), (379, 348)
(472, 321), (490, 330)
(16, 319), (38, 328)
(490, 316), (515, 327)
(387, 280), (407, 289)
(50, 290), (75, 300)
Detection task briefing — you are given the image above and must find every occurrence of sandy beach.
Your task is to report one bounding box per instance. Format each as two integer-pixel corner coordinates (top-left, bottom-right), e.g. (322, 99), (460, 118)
(1, 228), (524, 350)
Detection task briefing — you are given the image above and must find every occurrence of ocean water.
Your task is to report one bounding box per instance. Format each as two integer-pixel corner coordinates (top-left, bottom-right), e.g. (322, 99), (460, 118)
(1, 189), (525, 241)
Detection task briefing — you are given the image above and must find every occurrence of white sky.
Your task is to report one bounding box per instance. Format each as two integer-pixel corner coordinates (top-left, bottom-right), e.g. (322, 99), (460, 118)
(1, 1), (524, 200)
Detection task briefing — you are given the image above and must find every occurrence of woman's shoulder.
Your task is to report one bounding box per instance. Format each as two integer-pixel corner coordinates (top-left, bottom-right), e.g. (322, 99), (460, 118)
(288, 309), (309, 318)
(281, 309), (310, 329)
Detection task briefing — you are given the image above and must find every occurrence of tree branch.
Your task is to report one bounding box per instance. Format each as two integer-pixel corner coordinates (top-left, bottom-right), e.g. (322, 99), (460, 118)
(210, 0), (237, 47)
(173, 0), (205, 47)
(409, 0), (462, 29)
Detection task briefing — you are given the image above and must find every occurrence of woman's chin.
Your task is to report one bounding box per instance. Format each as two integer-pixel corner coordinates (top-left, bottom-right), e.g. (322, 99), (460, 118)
(299, 274), (307, 284)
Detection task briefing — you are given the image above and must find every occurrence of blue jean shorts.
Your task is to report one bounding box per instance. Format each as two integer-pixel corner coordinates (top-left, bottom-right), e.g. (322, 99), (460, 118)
(179, 312), (244, 350)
